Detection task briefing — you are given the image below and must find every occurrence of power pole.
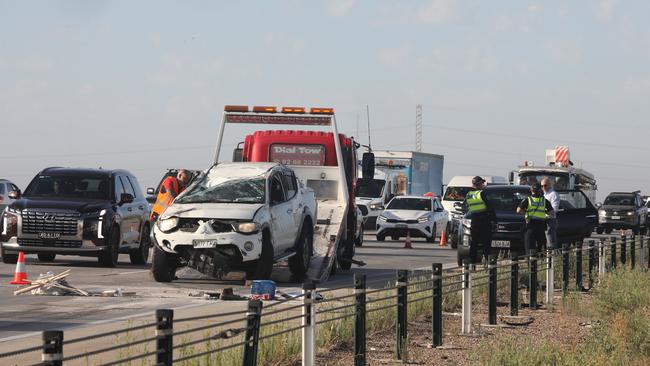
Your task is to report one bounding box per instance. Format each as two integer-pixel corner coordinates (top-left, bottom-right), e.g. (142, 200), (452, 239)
(415, 104), (423, 152)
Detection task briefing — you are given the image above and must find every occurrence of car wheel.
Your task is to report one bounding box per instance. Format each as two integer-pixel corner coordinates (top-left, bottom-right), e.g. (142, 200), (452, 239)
(289, 224), (313, 277)
(596, 227), (604, 235)
(98, 226), (120, 268)
(355, 225), (364, 247)
(376, 233), (385, 242)
(428, 224), (437, 243)
(37, 253), (56, 262)
(247, 232), (273, 280)
(391, 235), (400, 241)
(130, 224), (151, 265)
(151, 244), (176, 282)
(1, 246), (18, 264)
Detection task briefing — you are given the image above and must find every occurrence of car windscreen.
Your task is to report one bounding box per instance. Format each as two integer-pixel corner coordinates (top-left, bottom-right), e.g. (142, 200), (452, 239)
(175, 176), (265, 204)
(603, 195), (635, 206)
(24, 175), (110, 200)
(443, 186), (472, 202)
(483, 189), (530, 212)
(518, 172), (569, 190)
(387, 198), (431, 211)
(355, 178), (385, 198)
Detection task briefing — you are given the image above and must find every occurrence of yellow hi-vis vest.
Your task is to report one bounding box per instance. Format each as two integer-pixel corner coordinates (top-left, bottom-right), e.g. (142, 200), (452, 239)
(466, 190), (487, 214)
(526, 196), (548, 221)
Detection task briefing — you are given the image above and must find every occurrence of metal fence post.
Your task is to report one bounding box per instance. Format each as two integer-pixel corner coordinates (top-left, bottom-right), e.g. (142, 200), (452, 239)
(510, 259), (519, 316)
(529, 253), (538, 310)
(599, 238), (605, 279)
(462, 263), (472, 334)
(640, 234), (645, 270)
(41, 330), (63, 366)
(611, 237), (617, 269)
(354, 274), (366, 366)
(303, 280), (316, 366)
(562, 246), (570, 294)
(576, 242), (583, 291)
(396, 269), (408, 361)
(243, 300), (263, 366)
(647, 236), (650, 269)
(588, 240), (595, 289)
(621, 235), (627, 266)
(631, 235), (636, 269)
(488, 256), (497, 324)
(156, 309), (173, 366)
(432, 263), (443, 347)
(546, 250), (554, 310)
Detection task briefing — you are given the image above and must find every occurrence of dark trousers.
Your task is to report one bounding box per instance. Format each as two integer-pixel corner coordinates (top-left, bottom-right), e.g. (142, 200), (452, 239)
(470, 220), (492, 263)
(525, 220), (547, 255)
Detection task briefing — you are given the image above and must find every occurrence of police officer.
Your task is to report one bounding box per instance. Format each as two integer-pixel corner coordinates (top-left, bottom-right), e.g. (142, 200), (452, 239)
(517, 182), (554, 255)
(464, 176), (496, 263)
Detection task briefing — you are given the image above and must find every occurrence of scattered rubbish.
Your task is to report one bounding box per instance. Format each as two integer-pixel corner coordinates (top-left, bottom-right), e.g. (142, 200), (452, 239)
(188, 291), (205, 297)
(251, 280), (276, 300)
(221, 288), (248, 301)
(100, 288), (136, 297)
(14, 270), (88, 296)
(250, 293), (273, 300)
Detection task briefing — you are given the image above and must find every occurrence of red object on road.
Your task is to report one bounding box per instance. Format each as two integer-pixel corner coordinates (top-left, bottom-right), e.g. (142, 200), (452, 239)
(10, 252), (31, 285)
(440, 230), (447, 247)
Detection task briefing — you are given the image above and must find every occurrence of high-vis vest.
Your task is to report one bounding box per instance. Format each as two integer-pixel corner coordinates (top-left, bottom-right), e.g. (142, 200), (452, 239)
(466, 190), (487, 214)
(525, 196), (548, 221)
(150, 177), (181, 221)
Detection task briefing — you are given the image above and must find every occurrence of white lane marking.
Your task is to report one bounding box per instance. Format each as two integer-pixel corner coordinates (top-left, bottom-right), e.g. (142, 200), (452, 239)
(100, 270), (150, 276)
(0, 302), (208, 344)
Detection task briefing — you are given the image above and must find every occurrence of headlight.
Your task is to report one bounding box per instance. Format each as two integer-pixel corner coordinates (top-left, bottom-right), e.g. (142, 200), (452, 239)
(598, 211), (606, 217)
(233, 222), (260, 234)
(157, 216), (179, 232)
(378, 215), (387, 222)
(627, 211), (635, 216)
(370, 204), (385, 211)
(418, 216), (430, 223)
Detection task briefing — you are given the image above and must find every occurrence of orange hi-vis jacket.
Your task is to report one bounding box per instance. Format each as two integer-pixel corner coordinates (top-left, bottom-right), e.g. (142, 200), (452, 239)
(149, 176), (182, 221)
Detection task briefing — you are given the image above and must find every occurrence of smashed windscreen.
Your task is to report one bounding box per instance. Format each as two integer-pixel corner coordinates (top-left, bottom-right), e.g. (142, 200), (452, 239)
(175, 176), (266, 204)
(387, 198), (431, 211)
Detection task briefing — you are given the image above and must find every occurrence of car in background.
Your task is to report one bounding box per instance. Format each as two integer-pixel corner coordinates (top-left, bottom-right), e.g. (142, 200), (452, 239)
(597, 191), (648, 234)
(376, 195), (448, 243)
(0, 179), (20, 213)
(1, 168), (151, 267)
(457, 185), (598, 265)
(151, 162), (317, 282)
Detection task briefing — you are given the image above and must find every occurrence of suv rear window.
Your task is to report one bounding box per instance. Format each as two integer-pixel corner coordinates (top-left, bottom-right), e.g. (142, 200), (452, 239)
(25, 175), (110, 200)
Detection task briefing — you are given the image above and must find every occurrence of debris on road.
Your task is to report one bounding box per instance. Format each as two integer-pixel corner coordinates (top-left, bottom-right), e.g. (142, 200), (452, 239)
(14, 270), (89, 296)
(221, 288), (247, 301)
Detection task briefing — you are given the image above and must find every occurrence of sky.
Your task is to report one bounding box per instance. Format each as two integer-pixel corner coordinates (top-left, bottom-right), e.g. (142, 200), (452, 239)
(1, 0), (650, 201)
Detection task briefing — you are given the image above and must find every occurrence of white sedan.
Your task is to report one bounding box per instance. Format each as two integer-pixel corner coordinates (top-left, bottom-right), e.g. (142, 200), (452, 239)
(376, 196), (449, 243)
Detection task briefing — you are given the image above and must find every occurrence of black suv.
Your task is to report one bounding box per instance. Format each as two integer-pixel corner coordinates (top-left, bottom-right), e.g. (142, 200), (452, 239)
(457, 185), (597, 265)
(0, 167), (151, 267)
(597, 191), (648, 234)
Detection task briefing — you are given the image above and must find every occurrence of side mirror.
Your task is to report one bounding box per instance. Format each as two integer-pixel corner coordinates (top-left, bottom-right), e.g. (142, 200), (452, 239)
(8, 190), (21, 199)
(361, 152), (375, 179)
(146, 187), (155, 195)
(120, 193), (134, 205)
(508, 171), (514, 184)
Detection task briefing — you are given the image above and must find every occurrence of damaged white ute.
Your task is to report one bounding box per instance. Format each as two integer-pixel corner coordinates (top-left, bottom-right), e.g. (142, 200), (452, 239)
(151, 162), (317, 282)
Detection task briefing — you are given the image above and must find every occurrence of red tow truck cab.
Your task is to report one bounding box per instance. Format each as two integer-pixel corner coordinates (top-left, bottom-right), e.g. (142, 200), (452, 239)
(239, 130), (359, 243)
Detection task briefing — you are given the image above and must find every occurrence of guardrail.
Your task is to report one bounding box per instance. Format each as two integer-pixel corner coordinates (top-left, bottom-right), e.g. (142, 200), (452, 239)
(1, 233), (648, 366)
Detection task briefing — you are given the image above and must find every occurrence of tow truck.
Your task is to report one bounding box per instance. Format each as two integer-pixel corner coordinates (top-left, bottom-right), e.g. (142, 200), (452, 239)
(213, 105), (364, 281)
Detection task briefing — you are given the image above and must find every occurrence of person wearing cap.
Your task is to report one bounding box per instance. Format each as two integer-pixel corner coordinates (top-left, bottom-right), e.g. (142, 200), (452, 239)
(541, 178), (560, 250)
(517, 183), (554, 255)
(464, 176), (496, 264)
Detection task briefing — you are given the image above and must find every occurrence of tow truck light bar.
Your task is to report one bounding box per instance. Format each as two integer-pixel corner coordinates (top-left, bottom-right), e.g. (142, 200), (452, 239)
(281, 107), (306, 114)
(310, 107), (334, 115)
(223, 105), (334, 125)
(252, 106), (277, 113)
(224, 105), (249, 112)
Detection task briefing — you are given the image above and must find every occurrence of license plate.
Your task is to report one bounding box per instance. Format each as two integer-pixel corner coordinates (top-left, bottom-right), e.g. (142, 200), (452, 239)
(39, 232), (61, 239)
(611, 216), (620, 220)
(396, 224), (408, 228)
(491, 240), (510, 248)
(193, 239), (219, 249)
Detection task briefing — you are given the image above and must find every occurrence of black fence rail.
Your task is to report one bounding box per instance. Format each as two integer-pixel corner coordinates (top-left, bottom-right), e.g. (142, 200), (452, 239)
(1, 234), (647, 366)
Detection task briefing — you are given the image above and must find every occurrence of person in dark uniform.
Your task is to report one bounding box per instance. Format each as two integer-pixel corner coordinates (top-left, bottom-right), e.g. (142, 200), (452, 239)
(517, 183), (554, 255)
(464, 176), (496, 263)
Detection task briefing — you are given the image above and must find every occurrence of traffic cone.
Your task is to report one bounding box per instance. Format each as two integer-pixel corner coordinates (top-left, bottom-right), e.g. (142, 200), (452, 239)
(10, 252), (31, 285)
(404, 232), (413, 249)
(440, 230), (447, 247)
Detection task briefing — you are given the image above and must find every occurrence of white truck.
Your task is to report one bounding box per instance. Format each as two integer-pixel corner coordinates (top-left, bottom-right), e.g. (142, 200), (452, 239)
(151, 163), (317, 281)
(355, 169), (399, 230)
(372, 150), (444, 197)
(151, 105), (359, 283)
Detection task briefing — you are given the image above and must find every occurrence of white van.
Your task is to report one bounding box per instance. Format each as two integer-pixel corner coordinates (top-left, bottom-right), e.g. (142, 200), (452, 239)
(441, 175), (508, 212)
(356, 169), (400, 230)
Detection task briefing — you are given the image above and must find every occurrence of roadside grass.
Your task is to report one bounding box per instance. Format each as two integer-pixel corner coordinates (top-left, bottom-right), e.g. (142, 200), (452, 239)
(470, 267), (650, 366)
